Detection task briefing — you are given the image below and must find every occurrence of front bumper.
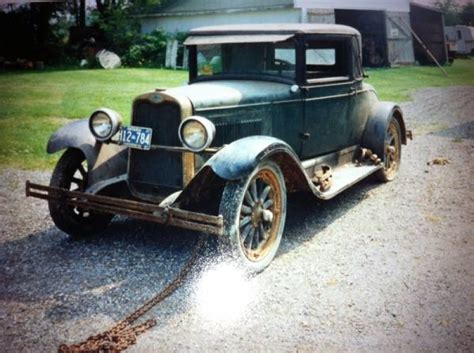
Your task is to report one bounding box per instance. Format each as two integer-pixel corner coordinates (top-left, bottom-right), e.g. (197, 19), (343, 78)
(25, 181), (223, 236)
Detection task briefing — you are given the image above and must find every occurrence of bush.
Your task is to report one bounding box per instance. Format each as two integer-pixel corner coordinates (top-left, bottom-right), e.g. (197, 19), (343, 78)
(122, 30), (167, 67)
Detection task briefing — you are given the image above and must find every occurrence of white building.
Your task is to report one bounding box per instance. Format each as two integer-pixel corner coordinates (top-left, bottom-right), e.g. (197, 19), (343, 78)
(138, 0), (446, 67)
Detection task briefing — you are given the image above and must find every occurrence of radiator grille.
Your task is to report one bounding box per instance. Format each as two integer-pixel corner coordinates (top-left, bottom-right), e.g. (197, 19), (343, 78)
(128, 100), (183, 198)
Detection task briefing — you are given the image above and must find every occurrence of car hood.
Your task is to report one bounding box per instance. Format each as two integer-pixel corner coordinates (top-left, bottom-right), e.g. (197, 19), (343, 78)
(165, 80), (296, 110)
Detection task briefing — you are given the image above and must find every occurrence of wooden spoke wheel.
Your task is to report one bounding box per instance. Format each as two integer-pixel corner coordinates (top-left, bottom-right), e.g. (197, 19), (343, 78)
(48, 148), (113, 238)
(376, 117), (402, 182)
(219, 161), (287, 272)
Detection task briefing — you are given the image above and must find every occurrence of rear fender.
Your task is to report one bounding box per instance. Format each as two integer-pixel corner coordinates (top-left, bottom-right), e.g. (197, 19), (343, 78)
(362, 102), (407, 158)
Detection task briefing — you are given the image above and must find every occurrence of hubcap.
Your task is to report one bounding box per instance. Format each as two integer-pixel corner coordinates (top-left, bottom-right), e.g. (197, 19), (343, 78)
(238, 169), (282, 262)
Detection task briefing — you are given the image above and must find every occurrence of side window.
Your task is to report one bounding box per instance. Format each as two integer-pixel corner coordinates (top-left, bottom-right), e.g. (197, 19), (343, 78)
(306, 48), (336, 65)
(275, 48), (296, 65)
(305, 40), (350, 82)
(263, 41), (296, 78)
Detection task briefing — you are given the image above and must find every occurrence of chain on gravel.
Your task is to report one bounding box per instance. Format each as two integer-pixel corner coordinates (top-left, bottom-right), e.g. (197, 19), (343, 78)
(57, 236), (205, 353)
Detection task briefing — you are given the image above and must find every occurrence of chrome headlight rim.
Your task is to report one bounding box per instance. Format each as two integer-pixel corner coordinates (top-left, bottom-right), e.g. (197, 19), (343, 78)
(88, 108), (122, 142)
(178, 116), (216, 153)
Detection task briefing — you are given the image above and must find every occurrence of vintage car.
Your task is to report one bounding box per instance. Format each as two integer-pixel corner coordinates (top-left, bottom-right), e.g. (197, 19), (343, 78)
(26, 24), (408, 272)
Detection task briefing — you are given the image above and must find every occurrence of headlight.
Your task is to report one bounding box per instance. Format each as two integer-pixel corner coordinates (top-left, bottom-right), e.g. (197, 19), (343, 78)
(89, 108), (122, 141)
(178, 116), (216, 152)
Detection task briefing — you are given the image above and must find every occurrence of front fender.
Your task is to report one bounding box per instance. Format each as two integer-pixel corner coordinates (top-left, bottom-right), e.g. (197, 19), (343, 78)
(362, 102), (407, 158)
(176, 136), (312, 213)
(47, 118), (128, 194)
(206, 136), (299, 180)
(47, 119), (99, 167)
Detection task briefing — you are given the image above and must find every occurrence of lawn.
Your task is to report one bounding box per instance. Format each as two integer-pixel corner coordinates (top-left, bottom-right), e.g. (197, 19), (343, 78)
(0, 68), (187, 169)
(366, 59), (474, 102)
(0, 59), (473, 170)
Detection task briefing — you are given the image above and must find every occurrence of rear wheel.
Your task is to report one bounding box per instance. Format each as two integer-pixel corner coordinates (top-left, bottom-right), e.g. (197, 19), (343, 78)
(48, 148), (113, 238)
(376, 117), (402, 182)
(219, 161), (287, 273)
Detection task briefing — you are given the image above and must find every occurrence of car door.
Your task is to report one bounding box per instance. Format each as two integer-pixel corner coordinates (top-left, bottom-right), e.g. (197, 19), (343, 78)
(301, 37), (355, 160)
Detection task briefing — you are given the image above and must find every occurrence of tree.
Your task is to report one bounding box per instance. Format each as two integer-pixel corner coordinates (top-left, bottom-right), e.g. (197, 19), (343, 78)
(460, 2), (474, 25)
(0, 2), (68, 63)
(434, 0), (461, 25)
(90, 0), (170, 55)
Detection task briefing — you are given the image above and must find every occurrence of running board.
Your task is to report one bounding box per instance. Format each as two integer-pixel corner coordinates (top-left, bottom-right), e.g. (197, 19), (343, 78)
(315, 163), (382, 200)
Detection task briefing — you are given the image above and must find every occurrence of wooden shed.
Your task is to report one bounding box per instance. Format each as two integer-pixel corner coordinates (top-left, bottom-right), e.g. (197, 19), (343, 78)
(410, 2), (448, 65)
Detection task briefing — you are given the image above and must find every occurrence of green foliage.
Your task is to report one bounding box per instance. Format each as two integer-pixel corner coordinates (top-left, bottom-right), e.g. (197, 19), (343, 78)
(122, 30), (168, 67)
(434, 0), (474, 26)
(93, 6), (142, 58)
(435, 0), (461, 25)
(0, 3), (72, 64)
(460, 3), (474, 26)
(91, 2), (171, 67)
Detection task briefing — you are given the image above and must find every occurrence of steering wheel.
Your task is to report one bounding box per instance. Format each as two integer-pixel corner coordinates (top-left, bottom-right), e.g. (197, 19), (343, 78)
(274, 59), (292, 74)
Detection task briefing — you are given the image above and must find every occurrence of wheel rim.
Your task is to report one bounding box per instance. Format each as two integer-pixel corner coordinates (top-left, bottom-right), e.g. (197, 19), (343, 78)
(384, 121), (401, 178)
(238, 168), (282, 262)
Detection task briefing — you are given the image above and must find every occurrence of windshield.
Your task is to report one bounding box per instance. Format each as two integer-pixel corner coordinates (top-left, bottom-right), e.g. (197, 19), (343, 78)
(195, 41), (296, 81)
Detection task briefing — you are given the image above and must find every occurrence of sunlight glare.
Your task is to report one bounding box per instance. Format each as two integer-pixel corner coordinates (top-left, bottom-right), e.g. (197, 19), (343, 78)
(193, 263), (255, 323)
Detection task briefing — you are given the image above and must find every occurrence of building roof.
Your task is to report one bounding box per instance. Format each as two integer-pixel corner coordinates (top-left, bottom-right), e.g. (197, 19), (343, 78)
(150, 0), (294, 16)
(410, 1), (443, 13)
(188, 24), (361, 36)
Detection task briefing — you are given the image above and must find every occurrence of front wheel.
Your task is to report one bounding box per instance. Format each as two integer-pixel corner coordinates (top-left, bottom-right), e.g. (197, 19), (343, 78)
(375, 117), (402, 182)
(219, 161), (287, 273)
(48, 148), (113, 239)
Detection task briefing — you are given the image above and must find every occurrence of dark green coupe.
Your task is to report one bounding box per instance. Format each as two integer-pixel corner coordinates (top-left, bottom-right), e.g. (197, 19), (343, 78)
(27, 24), (408, 272)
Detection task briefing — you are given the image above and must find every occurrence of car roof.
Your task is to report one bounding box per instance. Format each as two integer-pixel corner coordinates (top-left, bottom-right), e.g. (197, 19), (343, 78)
(188, 23), (361, 37)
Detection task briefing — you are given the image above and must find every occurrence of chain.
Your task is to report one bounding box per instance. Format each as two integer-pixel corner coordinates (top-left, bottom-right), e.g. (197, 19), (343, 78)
(58, 236), (205, 353)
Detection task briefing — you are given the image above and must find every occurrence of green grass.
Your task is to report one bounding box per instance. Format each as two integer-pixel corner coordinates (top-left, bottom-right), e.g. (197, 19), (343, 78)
(0, 68), (187, 169)
(0, 60), (473, 170)
(366, 58), (474, 101)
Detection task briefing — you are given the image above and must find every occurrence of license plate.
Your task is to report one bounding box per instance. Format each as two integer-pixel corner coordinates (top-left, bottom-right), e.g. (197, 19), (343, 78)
(119, 126), (152, 150)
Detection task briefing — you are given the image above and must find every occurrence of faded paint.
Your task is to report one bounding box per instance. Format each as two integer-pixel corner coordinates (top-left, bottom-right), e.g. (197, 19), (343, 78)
(166, 80), (296, 110)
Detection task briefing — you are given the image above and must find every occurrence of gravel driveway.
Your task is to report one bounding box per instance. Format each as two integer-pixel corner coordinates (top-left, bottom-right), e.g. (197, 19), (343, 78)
(1, 86), (473, 352)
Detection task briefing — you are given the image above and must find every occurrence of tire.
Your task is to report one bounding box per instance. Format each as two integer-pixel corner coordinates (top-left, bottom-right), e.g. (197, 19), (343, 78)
(375, 117), (402, 182)
(219, 160), (287, 273)
(48, 148), (113, 238)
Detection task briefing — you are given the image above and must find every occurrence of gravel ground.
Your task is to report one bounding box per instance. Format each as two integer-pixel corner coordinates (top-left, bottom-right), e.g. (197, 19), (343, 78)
(1, 86), (473, 352)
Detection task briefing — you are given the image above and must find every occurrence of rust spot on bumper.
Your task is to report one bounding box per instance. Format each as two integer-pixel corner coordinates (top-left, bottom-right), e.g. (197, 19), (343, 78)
(25, 181), (223, 236)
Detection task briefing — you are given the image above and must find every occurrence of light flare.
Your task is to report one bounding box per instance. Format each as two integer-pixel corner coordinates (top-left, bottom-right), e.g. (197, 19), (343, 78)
(193, 263), (256, 323)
